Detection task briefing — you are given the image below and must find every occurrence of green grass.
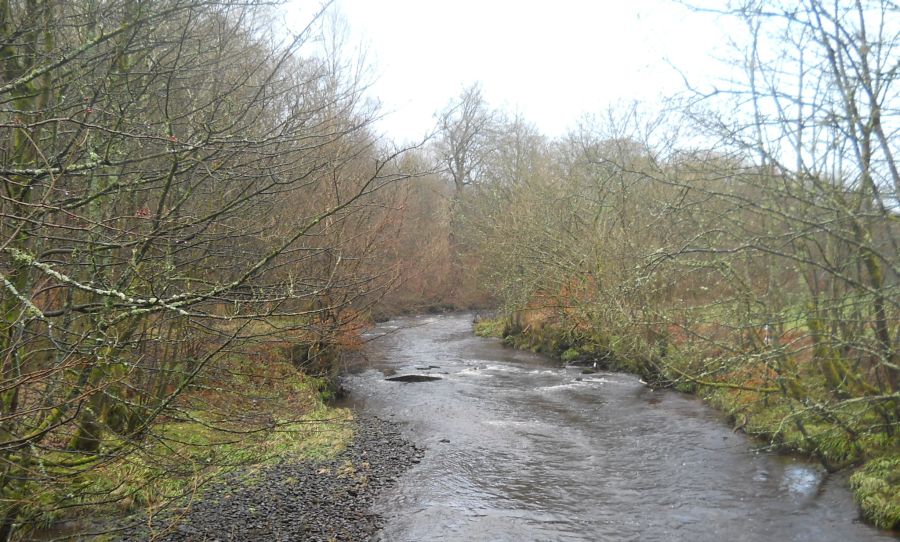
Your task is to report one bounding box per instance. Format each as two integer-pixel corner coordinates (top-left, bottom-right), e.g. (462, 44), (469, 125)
(561, 347), (581, 363)
(474, 318), (505, 338)
(21, 360), (355, 539)
(850, 455), (900, 530)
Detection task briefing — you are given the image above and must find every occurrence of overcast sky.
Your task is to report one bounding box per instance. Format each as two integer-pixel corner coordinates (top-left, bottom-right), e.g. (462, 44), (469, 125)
(288, 1), (735, 143)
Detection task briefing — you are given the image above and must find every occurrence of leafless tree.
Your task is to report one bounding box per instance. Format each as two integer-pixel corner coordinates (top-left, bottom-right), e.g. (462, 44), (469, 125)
(435, 83), (497, 193)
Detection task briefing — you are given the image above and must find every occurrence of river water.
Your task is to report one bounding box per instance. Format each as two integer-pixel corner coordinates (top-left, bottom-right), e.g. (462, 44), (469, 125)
(341, 313), (895, 541)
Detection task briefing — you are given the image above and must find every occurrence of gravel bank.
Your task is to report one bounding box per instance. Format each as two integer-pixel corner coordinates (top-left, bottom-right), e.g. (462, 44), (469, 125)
(127, 416), (423, 541)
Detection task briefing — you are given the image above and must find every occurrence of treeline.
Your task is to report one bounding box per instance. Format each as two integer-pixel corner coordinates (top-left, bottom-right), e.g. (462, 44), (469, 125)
(439, 1), (898, 529)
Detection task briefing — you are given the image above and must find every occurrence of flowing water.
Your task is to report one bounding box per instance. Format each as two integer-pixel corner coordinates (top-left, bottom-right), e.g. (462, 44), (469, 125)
(341, 313), (896, 541)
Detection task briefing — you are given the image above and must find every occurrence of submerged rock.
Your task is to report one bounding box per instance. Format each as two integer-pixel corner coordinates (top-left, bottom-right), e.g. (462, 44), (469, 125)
(386, 374), (442, 383)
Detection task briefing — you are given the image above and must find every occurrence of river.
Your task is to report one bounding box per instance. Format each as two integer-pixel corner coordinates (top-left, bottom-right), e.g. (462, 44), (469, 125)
(340, 313), (895, 541)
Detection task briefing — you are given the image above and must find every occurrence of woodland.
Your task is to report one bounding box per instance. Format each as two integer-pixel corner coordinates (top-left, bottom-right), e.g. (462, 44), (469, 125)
(0, 0), (898, 539)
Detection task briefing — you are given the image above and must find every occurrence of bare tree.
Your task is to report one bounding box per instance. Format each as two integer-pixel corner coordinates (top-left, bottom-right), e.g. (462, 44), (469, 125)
(435, 83), (496, 193)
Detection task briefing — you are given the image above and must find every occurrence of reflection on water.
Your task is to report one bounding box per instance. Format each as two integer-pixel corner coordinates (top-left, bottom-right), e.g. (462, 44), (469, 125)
(342, 313), (894, 542)
(782, 464), (825, 496)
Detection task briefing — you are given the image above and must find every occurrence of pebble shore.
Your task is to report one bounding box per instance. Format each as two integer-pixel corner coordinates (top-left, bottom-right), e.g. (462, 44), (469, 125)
(128, 416), (423, 541)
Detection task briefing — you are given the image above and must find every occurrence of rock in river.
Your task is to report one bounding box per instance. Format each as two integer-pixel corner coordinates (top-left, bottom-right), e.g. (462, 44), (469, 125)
(385, 374), (442, 383)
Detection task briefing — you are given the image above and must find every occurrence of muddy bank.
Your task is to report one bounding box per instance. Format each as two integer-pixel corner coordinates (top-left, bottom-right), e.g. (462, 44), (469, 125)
(120, 416), (423, 541)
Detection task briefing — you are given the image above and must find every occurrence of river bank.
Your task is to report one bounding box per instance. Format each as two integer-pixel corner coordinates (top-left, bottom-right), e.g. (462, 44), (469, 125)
(116, 415), (423, 541)
(475, 315), (900, 531)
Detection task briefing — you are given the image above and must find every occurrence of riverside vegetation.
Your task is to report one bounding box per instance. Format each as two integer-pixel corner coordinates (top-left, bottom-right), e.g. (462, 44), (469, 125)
(455, 3), (899, 529)
(458, 2), (899, 530)
(1, 0), (898, 539)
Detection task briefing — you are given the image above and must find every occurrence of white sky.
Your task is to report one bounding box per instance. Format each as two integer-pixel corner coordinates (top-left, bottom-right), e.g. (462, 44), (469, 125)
(287, 1), (734, 143)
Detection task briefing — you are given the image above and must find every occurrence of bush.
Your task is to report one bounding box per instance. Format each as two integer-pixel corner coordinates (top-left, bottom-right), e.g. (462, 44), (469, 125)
(561, 348), (581, 363)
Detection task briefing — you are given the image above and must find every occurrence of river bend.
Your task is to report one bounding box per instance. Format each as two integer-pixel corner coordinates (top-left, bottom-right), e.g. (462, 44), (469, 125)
(341, 313), (894, 541)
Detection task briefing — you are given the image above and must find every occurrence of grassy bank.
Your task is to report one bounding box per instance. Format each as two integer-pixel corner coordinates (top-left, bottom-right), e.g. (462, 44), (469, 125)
(24, 352), (354, 541)
(475, 316), (899, 530)
(475, 317), (651, 377)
